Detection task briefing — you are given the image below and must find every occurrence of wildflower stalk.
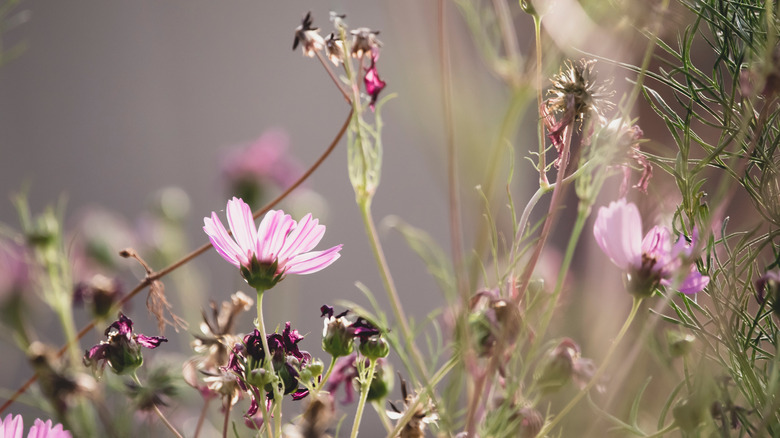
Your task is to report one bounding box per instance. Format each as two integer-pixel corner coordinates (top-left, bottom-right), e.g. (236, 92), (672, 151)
(221, 400), (232, 438)
(349, 357), (377, 438)
(255, 289), (281, 438)
(131, 372), (184, 438)
(533, 12), (547, 187)
(537, 296), (643, 436)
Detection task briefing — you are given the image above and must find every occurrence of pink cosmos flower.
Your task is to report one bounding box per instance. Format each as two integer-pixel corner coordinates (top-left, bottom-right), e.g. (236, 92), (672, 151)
(0, 414), (72, 438)
(593, 198), (709, 296)
(203, 197), (342, 290)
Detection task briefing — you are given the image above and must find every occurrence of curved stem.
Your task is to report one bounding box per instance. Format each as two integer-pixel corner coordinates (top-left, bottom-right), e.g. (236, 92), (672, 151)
(538, 296), (643, 436)
(350, 358), (378, 438)
(0, 107), (353, 416)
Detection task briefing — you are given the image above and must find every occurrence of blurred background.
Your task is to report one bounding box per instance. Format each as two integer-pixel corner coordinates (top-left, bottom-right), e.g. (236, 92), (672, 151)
(0, 0), (686, 435)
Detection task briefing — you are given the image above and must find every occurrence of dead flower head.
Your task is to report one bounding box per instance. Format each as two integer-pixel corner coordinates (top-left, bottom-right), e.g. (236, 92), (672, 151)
(387, 375), (438, 438)
(293, 11), (325, 57)
(547, 59), (614, 125)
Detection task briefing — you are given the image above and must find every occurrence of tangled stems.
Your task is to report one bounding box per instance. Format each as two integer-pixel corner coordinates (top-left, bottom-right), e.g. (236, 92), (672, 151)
(537, 296), (644, 436)
(349, 358), (378, 438)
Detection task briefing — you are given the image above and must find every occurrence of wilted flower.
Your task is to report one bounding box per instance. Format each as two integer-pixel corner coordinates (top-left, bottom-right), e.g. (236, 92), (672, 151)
(468, 289), (522, 357)
(364, 49), (386, 111)
(183, 292), (252, 403)
(225, 323), (312, 418)
(350, 27), (381, 59)
(325, 33), (345, 66)
(84, 313), (167, 375)
(593, 198), (709, 297)
(0, 414), (72, 438)
(293, 12), (325, 57)
(534, 338), (603, 393)
(387, 375), (438, 438)
(203, 197), (342, 290)
(546, 59), (613, 124)
(320, 305), (382, 358)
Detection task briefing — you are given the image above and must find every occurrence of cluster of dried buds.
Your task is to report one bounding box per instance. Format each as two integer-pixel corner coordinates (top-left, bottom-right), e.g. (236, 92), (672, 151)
(293, 11), (387, 110)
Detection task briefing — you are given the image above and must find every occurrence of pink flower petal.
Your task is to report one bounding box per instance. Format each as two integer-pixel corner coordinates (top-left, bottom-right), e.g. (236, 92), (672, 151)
(0, 414), (24, 438)
(285, 245), (343, 275)
(203, 214), (244, 267)
(226, 197), (258, 260)
(593, 199), (642, 270)
(278, 214), (325, 262)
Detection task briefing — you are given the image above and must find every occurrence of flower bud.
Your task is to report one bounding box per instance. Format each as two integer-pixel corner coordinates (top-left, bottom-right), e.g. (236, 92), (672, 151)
(322, 315), (355, 358)
(666, 331), (695, 358)
(534, 339), (578, 393)
(367, 359), (392, 402)
(359, 335), (389, 360)
(247, 368), (272, 388)
(672, 398), (705, 433)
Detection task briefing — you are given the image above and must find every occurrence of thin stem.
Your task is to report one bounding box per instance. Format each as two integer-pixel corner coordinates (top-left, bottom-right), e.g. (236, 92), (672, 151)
(538, 296), (643, 436)
(534, 14), (548, 186)
(315, 356), (338, 396)
(514, 122), (574, 299)
(255, 289), (279, 438)
(132, 373), (184, 438)
(0, 107), (353, 416)
(314, 50), (351, 104)
(221, 400), (232, 438)
(438, 0), (467, 303)
(358, 201), (428, 385)
(193, 396), (211, 438)
(350, 358), (378, 438)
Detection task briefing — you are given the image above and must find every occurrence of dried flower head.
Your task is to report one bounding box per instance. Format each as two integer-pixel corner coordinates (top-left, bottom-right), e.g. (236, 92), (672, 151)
(547, 59), (614, 123)
(183, 292), (252, 403)
(387, 375), (438, 438)
(350, 27), (382, 59)
(293, 12), (325, 57)
(325, 33), (345, 66)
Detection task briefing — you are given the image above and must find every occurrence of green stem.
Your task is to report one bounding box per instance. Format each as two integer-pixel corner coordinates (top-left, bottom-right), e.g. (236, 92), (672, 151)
(255, 289), (278, 438)
(538, 296), (643, 436)
(315, 356), (338, 396)
(357, 201), (429, 385)
(350, 358), (378, 438)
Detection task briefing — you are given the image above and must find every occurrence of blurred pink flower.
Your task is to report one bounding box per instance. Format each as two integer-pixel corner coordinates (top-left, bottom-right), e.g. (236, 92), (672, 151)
(364, 49), (386, 111)
(0, 414), (72, 438)
(203, 197), (342, 289)
(593, 198), (709, 296)
(221, 129), (304, 192)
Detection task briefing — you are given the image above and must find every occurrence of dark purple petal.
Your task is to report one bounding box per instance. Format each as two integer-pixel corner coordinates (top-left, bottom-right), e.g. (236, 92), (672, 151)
(291, 388), (309, 400)
(85, 343), (109, 362)
(244, 329), (265, 361)
(136, 334), (168, 349)
(352, 317), (380, 341)
(107, 313), (134, 337)
(282, 322), (306, 359)
(364, 50), (386, 111)
(320, 305), (334, 318)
